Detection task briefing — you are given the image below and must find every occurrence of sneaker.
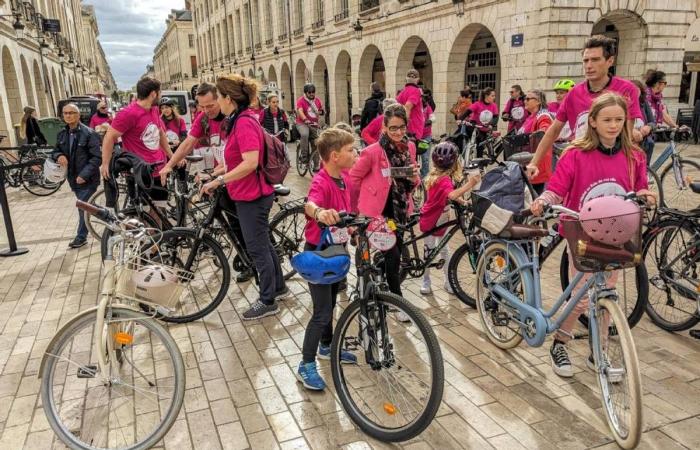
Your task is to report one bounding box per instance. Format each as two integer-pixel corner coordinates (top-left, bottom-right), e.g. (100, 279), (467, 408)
(274, 286), (291, 301)
(242, 301), (279, 320)
(394, 310), (412, 323)
(444, 281), (455, 295)
(420, 279), (432, 295)
(318, 344), (357, 364)
(550, 340), (573, 378)
(68, 238), (87, 248)
(587, 354), (622, 383)
(235, 268), (254, 283)
(296, 361), (326, 391)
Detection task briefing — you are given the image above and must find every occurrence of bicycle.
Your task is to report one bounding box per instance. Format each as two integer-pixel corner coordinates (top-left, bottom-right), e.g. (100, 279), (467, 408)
(327, 213), (444, 442)
(296, 123), (324, 177)
(474, 197), (643, 449)
(641, 182), (700, 331)
(648, 125), (696, 211)
(40, 201), (185, 450)
(0, 141), (65, 196)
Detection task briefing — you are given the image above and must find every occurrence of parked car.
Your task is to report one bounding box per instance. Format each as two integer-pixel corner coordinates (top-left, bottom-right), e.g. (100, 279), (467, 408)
(56, 95), (101, 125)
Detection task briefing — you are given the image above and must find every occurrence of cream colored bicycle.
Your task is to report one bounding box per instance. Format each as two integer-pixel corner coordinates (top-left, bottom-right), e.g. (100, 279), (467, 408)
(39, 200), (186, 450)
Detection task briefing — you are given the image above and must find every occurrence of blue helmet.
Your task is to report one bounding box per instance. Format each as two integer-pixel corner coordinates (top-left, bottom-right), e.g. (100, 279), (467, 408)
(291, 245), (351, 285)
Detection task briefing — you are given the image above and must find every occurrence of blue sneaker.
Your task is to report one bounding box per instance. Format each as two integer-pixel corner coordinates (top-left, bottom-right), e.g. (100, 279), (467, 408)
(318, 344), (357, 364)
(296, 361), (326, 391)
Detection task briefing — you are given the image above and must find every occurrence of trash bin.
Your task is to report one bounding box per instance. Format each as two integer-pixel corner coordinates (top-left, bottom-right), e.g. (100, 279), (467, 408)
(38, 117), (64, 147)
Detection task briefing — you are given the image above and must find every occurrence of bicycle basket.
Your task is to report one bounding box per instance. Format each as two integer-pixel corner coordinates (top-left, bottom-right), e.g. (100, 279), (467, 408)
(114, 255), (193, 312)
(561, 212), (642, 273)
(502, 130), (545, 161)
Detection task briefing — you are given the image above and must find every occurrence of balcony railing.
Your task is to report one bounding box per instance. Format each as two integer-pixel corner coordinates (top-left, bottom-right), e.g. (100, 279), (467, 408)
(334, 10), (349, 21)
(293, 28), (304, 38)
(255, 43), (262, 51)
(278, 32), (288, 42)
(245, 46), (251, 53)
(265, 38), (274, 46)
(312, 19), (324, 29)
(360, 0), (380, 13)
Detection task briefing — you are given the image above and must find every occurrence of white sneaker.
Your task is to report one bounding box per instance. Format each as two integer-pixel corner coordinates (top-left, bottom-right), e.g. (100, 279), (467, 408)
(420, 279), (432, 295)
(394, 311), (412, 323)
(443, 281), (454, 295)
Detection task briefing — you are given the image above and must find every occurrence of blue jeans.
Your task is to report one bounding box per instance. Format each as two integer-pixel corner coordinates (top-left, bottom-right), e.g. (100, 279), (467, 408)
(74, 184), (98, 240)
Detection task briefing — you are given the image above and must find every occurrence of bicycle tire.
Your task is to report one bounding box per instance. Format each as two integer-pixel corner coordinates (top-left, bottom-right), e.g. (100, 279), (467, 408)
(149, 228), (231, 323)
(310, 150), (321, 175)
(20, 162), (63, 196)
(41, 307), (185, 450)
(269, 204), (306, 280)
(660, 158), (700, 211)
(591, 298), (642, 449)
(447, 242), (480, 308)
(330, 291), (444, 442)
(296, 146), (309, 177)
(645, 167), (663, 224)
(559, 248), (647, 330)
(642, 219), (700, 331)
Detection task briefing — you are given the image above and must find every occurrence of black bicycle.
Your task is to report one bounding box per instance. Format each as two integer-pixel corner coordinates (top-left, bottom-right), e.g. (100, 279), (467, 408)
(0, 140), (64, 196)
(328, 213), (444, 442)
(296, 123), (324, 177)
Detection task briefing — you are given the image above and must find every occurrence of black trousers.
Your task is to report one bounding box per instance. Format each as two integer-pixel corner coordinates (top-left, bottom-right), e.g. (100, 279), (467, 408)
(236, 194), (285, 304)
(302, 242), (340, 363)
(217, 190), (247, 254)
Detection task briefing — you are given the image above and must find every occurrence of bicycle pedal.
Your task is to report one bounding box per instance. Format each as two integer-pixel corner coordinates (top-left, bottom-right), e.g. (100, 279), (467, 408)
(343, 336), (360, 351)
(77, 365), (98, 378)
(493, 312), (510, 326)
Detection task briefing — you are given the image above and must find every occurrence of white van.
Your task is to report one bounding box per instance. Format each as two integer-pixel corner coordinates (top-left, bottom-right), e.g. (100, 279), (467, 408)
(161, 90), (193, 129)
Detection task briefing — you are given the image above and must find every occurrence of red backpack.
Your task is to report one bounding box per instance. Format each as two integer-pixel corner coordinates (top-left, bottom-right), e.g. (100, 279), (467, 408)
(236, 115), (290, 185)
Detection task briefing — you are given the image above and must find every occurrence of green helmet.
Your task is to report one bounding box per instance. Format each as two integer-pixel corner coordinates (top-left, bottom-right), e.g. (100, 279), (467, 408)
(553, 79), (575, 92)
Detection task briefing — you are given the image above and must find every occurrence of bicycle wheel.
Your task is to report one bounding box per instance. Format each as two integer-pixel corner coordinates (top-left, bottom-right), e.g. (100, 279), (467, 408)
(86, 188), (110, 240)
(475, 241), (532, 349)
(269, 204), (306, 280)
(590, 297), (642, 449)
(296, 145), (309, 177)
(310, 150), (321, 175)
(645, 167), (663, 224)
(560, 248), (647, 329)
(40, 307), (185, 450)
(660, 158), (700, 211)
(149, 228), (231, 323)
(447, 241), (481, 308)
(331, 291), (444, 442)
(642, 219), (700, 331)
(20, 160), (64, 196)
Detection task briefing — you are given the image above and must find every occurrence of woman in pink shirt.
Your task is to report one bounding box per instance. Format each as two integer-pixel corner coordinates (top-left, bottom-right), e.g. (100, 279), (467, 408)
(530, 93), (655, 379)
(201, 75), (288, 321)
(159, 97), (187, 149)
(89, 101), (112, 131)
(468, 87), (499, 157)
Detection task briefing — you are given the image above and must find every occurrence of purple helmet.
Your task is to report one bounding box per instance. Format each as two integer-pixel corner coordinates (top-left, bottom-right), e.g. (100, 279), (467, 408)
(431, 141), (459, 170)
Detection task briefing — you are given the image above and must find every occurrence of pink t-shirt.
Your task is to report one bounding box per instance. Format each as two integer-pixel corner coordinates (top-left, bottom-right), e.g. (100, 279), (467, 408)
(422, 104), (433, 138)
(189, 111), (225, 149)
(546, 147), (648, 212)
(110, 102), (167, 173)
(304, 168), (352, 246)
(555, 77), (643, 141)
(89, 114), (111, 129)
(295, 96), (323, 125)
(396, 84), (424, 139)
(469, 101), (499, 131)
(162, 117), (187, 142)
(224, 109), (274, 202)
(361, 114), (383, 145)
(504, 98), (529, 132)
(547, 101), (560, 115)
(419, 176), (453, 236)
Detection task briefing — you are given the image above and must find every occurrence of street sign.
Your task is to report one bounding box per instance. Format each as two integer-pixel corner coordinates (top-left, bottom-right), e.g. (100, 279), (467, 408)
(42, 19), (61, 33)
(511, 33), (524, 47)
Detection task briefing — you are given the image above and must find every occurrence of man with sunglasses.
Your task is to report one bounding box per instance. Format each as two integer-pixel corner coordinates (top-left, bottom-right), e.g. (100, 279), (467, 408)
(295, 83), (325, 166)
(52, 103), (102, 248)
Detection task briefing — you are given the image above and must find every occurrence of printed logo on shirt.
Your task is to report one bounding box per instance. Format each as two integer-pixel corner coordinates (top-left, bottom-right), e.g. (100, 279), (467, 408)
(141, 123), (161, 151)
(166, 130), (179, 143)
(511, 106), (525, 121)
(558, 122), (572, 141)
(574, 111), (590, 140)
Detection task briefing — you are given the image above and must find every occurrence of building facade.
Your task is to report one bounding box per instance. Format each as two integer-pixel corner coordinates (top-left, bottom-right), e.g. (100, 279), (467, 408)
(190, 0), (697, 136)
(153, 8), (198, 92)
(0, 0), (116, 146)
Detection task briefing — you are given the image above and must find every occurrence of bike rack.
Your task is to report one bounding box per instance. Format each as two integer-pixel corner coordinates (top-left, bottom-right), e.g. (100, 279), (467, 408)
(0, 157), (43, 257)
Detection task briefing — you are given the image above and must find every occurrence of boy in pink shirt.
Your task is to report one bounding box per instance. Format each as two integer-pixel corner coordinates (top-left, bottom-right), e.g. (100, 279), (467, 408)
(297, 128), (358, 391)
(396, 69), (424, 140)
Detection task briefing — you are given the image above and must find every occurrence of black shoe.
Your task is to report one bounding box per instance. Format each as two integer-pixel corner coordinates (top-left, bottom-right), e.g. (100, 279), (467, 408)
(242, 300), (279, 320)
(68, 238), (87, 249)
(338, 280), (348, 291)
(236, 269), (254, 283)
(274, 286), (291, 301)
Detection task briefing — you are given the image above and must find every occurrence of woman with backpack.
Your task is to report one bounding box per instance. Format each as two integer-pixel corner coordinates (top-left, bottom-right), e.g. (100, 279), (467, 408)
(259, 93), (289, 141)
(201, 75), (289, 320)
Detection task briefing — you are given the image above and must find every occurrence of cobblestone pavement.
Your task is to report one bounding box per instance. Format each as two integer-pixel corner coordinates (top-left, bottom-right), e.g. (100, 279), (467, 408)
(1, 143), (700, 449)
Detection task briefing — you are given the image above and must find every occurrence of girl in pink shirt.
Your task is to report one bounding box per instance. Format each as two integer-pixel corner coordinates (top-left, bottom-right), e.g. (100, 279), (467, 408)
(468, 87), (499, 157)
(418, 142), (480, 295)
(530, 93), (655, 379)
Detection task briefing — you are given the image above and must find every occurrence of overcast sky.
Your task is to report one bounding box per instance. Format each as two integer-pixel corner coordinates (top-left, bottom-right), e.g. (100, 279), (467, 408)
(87, 0), (185, 90)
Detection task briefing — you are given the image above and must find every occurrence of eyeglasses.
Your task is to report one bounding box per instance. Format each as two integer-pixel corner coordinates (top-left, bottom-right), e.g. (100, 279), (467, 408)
(510, 91), (517, 94)
(387, 125), (407, 133)
(659, 81), (667, 85)
(63, 112), (79, 115)
(525, 97), (538, 101)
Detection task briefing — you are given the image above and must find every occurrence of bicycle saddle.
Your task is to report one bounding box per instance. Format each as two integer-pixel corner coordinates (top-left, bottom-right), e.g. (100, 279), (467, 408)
(185, 155), (204, 163)
(466, 158), (491, 169)
(690, 182), (700, 194)
(273, 184), (290, 196)
(499, 224), (548, 239)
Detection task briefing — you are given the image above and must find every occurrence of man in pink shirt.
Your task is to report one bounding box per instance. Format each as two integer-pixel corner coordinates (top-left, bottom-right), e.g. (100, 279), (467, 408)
(528, 35), (644, 178)
(100, 77), (173, 208)
(396, 69), (424, 140)
(295, 83), (325, 168)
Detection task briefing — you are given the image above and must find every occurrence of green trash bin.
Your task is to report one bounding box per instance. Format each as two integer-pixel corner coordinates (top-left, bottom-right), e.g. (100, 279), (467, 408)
(38, 117), (64, 147)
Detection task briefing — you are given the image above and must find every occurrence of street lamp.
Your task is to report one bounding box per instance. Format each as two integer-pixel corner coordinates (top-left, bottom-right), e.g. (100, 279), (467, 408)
(12, 15), (24, 40)
(305, 36), (314, 53)
(352, 19), (363, 40)
(40, 40), (50, 56)
(273, 46), (279, 56)
(452, 0), (465, 16)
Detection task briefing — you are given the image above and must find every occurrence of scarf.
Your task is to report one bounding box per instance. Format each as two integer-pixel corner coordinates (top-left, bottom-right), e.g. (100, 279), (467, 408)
(646, 87), (664, 124)
(379, 134), (413, 223)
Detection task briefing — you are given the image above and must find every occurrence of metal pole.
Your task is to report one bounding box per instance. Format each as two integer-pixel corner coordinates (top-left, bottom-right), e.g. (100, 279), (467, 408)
(0, 163), (28, 257)
(286, 0), (294, 102)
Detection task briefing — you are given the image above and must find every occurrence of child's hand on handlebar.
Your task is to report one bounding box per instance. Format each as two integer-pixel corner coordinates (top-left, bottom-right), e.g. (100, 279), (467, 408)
(530, 199), (547, 216)
(317, 208), (341, 226)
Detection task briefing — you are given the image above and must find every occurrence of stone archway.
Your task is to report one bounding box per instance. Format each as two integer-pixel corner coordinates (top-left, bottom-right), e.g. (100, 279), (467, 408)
(247, 68), (254, 78)
(334, 50), (352, 124)
(294, 59), (310, 105)
(32, 60), (49, 117)
(257, 66), (265, 83)
(358, 45), (385, 104)
(19, 55), (37, 112)
(280, 62), (292, 111)
(591, 10), (647, 79)
(396, 36), (433, 92)
(445, 24), (501, 128)
(312, 55), (330, 123)
(268, 65), (277, 86)
(2, 47), (23, 141)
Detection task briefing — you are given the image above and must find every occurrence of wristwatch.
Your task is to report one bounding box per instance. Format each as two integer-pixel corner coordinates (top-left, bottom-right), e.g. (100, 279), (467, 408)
(216, 175), (225, 186)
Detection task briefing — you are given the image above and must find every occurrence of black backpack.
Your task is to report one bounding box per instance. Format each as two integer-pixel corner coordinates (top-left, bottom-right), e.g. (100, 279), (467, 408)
(236, 115), (290, 185)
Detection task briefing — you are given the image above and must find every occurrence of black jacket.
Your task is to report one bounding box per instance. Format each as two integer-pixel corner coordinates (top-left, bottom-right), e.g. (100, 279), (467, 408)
(260, 107), (289, 141)
(51, 122), (101, 189)
(360, 91), (385, 130)
(26, 117), (47, 145)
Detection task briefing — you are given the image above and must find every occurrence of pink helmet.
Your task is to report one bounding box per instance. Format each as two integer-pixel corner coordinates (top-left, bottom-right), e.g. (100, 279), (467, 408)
(579, 196), (640, 247)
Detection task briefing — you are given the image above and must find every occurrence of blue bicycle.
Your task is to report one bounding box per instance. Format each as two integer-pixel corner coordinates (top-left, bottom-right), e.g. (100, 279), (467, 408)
(474, 198), (643, 449)
(648, 125), (696, 212)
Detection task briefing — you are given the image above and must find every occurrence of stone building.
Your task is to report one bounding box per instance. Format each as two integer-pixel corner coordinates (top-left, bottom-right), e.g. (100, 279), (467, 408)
(190, 0), (697, 136)
(0, 0), (116, 146)
(153, 7), (198, 92)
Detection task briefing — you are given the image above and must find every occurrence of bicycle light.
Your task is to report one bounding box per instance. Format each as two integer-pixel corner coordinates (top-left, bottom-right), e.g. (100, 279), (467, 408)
(114, 332), (133, 345)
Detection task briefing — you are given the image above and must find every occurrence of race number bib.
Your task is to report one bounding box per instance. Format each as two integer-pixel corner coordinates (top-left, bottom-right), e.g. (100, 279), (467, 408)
(328, 227), (350, 244)
(367, 220), (397, 251)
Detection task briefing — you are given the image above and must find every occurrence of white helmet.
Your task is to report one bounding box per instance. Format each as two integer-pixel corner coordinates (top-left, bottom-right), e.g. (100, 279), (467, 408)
(43, 158), (66, 183)
(132, 264), (179, 305)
